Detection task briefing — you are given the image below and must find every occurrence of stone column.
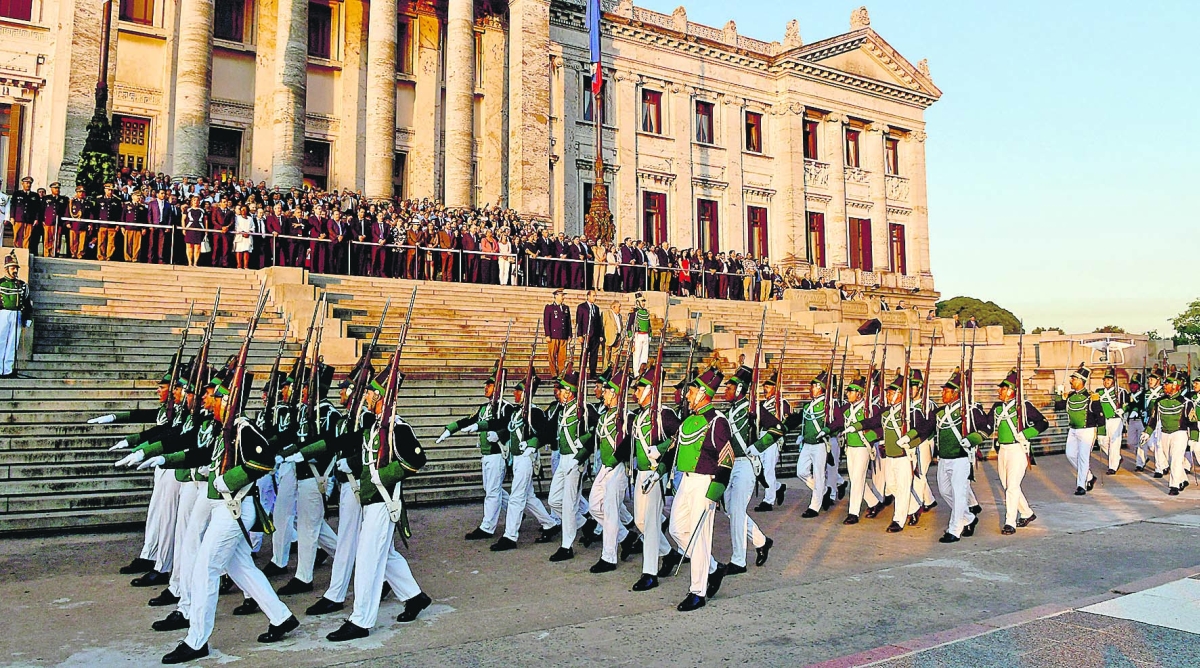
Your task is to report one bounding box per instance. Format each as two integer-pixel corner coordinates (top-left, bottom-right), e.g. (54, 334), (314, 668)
(364, 0), (398, 198)
(776, 102), (806, 265)
(907, 129), (931, 276)
(272, 0), (309, 189)
(171, 0), (216, 179)
(443, 0), (475, 207)
(863, 123), (887, 272)
(825, 113), (848, 269)
(507, 0), (551, 219)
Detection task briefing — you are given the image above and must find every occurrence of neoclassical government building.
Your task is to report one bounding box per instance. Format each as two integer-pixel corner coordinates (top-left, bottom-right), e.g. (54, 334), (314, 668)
(0, 0), (940, 287)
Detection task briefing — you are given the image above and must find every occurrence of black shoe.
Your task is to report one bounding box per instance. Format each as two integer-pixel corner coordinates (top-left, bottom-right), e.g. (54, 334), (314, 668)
(619, 533), (643, 561)
(962, 516), (979, 537)
(232, 598), (260, 616)
(262, 562), (289, 577)
(162, 641), (208, 664)
(1154, 472), (1164, 479)
(938, 532), (960, 543)
(886, 522), (903, 533)
(777, 484), (786, 505)
(326, 620), (370, 642)
(491, 537), (518, 552)
(1182, 481), (1189, 490)
(1135, 466), (1144, 472)
(1169, 487), (1180, 496)
(1016, 513), (1037, 528)
(152, 610), (189, 632)
(380, 582), (392, 602)
(882, 494), (895, 507)
(464, 527), (494, 540)
(257, 614), (299, 643)
(843, 515), (860, 525)
(534, 525), (561, 544)
(219, 574), (235, 595)
(1001, 525), (1016, 535)
(131, 570), (169, 587)
(1106, 468), (1117, 475)
(580, 519), (599, 547)
(969, 504), (983, 515)
(755, 537), (773, 567)
(1086, 475), (1095, 491)
(397, 592), (432, 622)
(590, 558), (618, 573)
(864, 504), (883, 519)
(1075, 487), (1086, 496)
(148, 589), (179, 607)
(821, 489), (834, 511)
(549, 547), (575, 562)
(276, 577), (313, 596)
(907, 513), (920, 527)
(801, 508), (819, 519)
(753, 501), (774, 512)
(705, 563), (727, 598)
(923, 500), (938, 511)
(314, 548), (330, 568)
(1164, 468), (1171, 476)
(657, 551), (683, 577)
(631, 573), (659, 591)
(120, 557), (154, 575)
(677, 593), (706, 612)
(838, 481), (848, 499)
(725, 563), (747, 576)
(305, 597), (345, 616)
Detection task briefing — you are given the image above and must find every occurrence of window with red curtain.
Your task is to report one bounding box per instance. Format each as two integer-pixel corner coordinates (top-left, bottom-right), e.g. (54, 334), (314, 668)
(889, 223), (907, 274)
(695, 101), (714, 144)
(845, 129), (861, 168)
(119, 0), (154, 24)
(583, 75), (607, 124)
(307, 2), (332, 58)
(641, 89), (662, 134)
(806, 211), (825, 267)
(885, 137), (900, 175)
(213, 0), (245, 41)
(849, 217), (872, 271)
(747, 206), (768, 258)
(396, 21), (413, 73)
(803, 119), (819, 160)
(0, 0), (33, 21)
(642, 192), (667, 244)
(697, 199), (719, 252)
(745, 112), (762, 153)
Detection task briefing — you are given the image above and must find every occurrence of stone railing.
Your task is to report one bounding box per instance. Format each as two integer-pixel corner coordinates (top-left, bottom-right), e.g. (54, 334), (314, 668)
(899, 274), (920, 290)
(737, 35), (777, 55)
(845, 166), (870, 184)
(631, 6), (675, 30)
(842, 301), (870, 319)
(886, 174), (910, 202)
(858, 270), (880, 287)
(687, 22), (723, 41)
(804, 159), (830, 187)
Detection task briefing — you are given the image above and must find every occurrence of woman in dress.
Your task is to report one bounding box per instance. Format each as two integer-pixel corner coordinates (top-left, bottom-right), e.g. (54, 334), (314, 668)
(497, 230), (513, 286)
(182, 195), (207, 267)
(232, 204), (255, 269)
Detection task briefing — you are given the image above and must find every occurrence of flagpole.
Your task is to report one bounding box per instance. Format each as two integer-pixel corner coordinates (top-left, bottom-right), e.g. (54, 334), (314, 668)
(583, 0), (613, 244)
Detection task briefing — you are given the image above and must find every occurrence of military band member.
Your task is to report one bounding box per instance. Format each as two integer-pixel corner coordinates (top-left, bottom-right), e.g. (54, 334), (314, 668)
(966, 369), (1049, 534)
(627, 293), (652, 372)
(853, 373), (922, 533)
(587, 369), (632, 573)
(545, 371), (599, 562)
(490, 377), (561, 551)
(1098, 367), (1129, 475)
(753, 371), (790, 512)
(1057, 364), (1103, 495)
(720, 365), (773, 575)
(628, 364), (681, 591)
(1125, 374), (1148, 471)
(922, 369), (986, 543)
(437, 373), (515, 541)
(1145, 373), (1191, 496)
(1, 252), (33, 378)
(830, 376), (882, 524)
(787, 370), (833, 518)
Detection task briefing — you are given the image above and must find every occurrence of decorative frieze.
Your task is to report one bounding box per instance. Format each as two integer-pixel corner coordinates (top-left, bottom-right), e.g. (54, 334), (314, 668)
(885, 174), (909, 201)
(114, 84), (162, 107)
(804, 159), (829, 187)
(211, 98), (253, 121)
(844, 166), (869, 184)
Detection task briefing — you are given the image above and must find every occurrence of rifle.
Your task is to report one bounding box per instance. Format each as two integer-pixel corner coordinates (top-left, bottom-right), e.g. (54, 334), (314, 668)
(775, 329), (789, 422)
(965, 327), (978, 434)
(371, 286), (418, 531)
(823, 327), (839, 424)
(164, 300), (196, 426)
(288, 294), (325, 413)
(680, 313), (701, 412)
(577, 314), (594, 432)
(306, 294), (327, 438)
(878, 333), (890, 417)
(866, 329), (880, 417)
(190, 290), (220, 413)
(491, 319), (514, 417)
(219, 284), (268, 547)
(347, 297), (391, 431)
(901, 330), (912, 436)
(922, 340), (933, 417)
(837, 335), (848, 407)
(748, 306), (768, 424)
(522, 317), (541, 426)
(649, 316), (668, 443)
(1017, 328), (1035, 466)
(262, 315), (290, 429)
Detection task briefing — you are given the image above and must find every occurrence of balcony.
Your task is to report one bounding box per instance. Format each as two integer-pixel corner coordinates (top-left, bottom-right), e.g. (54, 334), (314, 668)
(804, 159), (829, 188)
(844, 166), (870, 184)
(886, 174), (910, 202)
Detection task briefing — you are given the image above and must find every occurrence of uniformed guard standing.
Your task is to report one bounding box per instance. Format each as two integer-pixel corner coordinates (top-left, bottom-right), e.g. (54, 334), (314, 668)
(67, 186), (92, 259)
(41, 182), (69, 258)
(122, 192), (150, 262)
(94, 182), (123, 262)
(0, 252), (33, 377)
(8, 176), (38, 249)
(627, 293), (652, 373)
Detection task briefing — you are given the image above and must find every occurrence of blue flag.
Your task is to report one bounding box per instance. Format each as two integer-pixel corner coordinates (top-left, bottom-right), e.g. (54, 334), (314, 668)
(586, 0), (602, 94)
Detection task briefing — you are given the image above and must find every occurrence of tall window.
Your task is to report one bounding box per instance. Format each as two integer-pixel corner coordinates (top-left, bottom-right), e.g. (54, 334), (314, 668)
(803, 119), (819, 160)
(844, 128), (861, 168)
(697, 199), (719, 252)
(213, 0), (246, 42)
(115, 115), (151, 173)
(640, 90), (662, 134)
(119, 0), (154, 24)
(747, 206), (768, 258)
(848, 217), (872, 271)
(885, 136), (900, 176)
(302, 139), (331, 189)
(396, 20), (413, 73)
(695, 101), (714, 144)
(806, 211), (826, 267)
(475, 32), (484, 87)
(0, 0), (33, 22)
(207, 127), (242, 181)
(308, 2), (332, 58)
(393, 152), (407, 199)
(582, 75), (607, 125)
(888, 223), (907, 274)
(642, 192), (667, 244)
(744, 111), (762, 153)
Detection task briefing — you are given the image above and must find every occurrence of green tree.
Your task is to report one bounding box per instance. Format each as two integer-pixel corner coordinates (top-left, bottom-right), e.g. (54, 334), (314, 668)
(1032, 326), (1064, 335)
(935, 296), (1022, 334)
(1171, 299), (1200, 346)
(1093, 325), (1126, 334)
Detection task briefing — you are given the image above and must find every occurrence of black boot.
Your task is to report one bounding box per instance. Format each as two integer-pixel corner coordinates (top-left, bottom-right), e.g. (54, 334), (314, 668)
(962, 516), (979, 537)
(579, 518), (599, 547)
(843, 515), (860, 525)
(1075, 486), (1086, 496)
(314, 548), (330, 568)
(232, 598), (260, 616)
(938, 532), (960, 543)
(276, 577), (314, 596)
(886, 521), (903, 533)
(631, 573), (658, 591)
(326, 620), (370, 642)
(1016, 513), (1037, 528)
(306, 597), (345, 616)
(676, 593), (705, 612)
(777, 483), (786, 505)
(131, 570), (169, 587)
(152, 610), (190, 632)
(801, 508), (819, 518)
(705, 563), (727, 598)
(464, 527), (494, 540)
(534, 525), (561, 544)
(120, 557), (154, 575)
(725, 563), (747, 575)
(549, 547), (575, 562)
(261, 562), (289, 577)
(590, 558), (617, 573)
(755, 537), (773, 567)
(162, 642), (208, 664)
(148, 589), (179, 607)
(619, 533), (642, 561)
(397, 592), (432, 622)
(752, 500), (773, 512)
(821, 488), (834, 511)
(657, 550), (683, 577)
(380, 582), (393, 602)
(219, 574), (235, 595)
(491, 537), (518, 552)
(257, 615), (299, 643)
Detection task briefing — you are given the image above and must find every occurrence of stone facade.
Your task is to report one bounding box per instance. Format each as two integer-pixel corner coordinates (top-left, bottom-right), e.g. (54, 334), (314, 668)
(5, 1), (940, 289)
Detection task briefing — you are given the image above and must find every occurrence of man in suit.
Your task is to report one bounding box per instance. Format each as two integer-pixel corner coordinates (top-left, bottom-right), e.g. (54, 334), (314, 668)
(567, 237), (586, 291)
(210, 199), (233, 268)
(308, 206), (330, 273)
(619, 239), (635, 293)
(327, 209), (349, 275)
(601, 300), (623, 370)
(368, 215), (390, 278)
(147, 189), (176, 264)
(543, 289), (571, 378)
(460, 226), (478, 283)
(575, 290), (604, 378)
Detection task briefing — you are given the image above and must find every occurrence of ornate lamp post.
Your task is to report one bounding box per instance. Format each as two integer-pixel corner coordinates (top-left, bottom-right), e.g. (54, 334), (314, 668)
(77, 0), (117, 195)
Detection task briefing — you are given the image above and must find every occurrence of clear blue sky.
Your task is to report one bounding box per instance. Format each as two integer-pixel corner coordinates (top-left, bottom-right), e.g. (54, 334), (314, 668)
(637, 0), (1200, 336)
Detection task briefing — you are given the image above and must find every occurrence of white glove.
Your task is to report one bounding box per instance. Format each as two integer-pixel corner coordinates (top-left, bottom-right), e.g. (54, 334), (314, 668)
(1139, 432), (1150, 446)
(284, 452), (305, 464)
(436, 429), (451, 444)
(486, 431), (500, 443)
(274, 455), (284, 465)
(1115, 408), (1124, 419)
(89, 414), (117, 424)
(959, 438), (972, 449)
(24, 319), (31, 329)
(369, 466), (383, 486)
(844, 425), (857, 435)
(115, 450), (146, 468)
(336, 458), (354, 475)
(213, 475), (231, 494)
(196, 466), (210, 477)
(897, 435), (911, 449)
(108, 439), (130, 452)
(461, 423), (480, 435)
(137, 455), (166, 471)
(1015, 433), (1030, 447)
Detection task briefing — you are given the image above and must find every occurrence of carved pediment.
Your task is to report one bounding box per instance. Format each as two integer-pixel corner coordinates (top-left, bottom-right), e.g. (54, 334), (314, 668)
(784, 29), (941, 100)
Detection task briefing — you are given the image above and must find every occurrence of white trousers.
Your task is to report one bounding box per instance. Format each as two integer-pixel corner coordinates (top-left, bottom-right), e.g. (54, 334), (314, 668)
(632, 332), (650, 374)
(1152, 425), (1165, 473)
(295, 477), (338, 583)
(588, 464), (629, 564)
(827, 437), (844, 500)
(547, 458), (585, 549)
(759, 443), (781, 504)
(185, 496), (292, 651)
(1127, 419), (1148, 468)
(503, 451), (558, 541)
(324, 481), (362, 603)
(912, 441), (936, 506)
(1162, 431), (1189, 489)
(936, 458), (976, 538)
(498, 258), (512, 285)
(633, 470), (671, 576)
(1065, 428), (1096, 489)
(177, 495), (217, 620)
(796, 441), (827, 511)
(480, 453), (510, 534)
(997, 443), (1033, 527)
(723, 459), (766, 567)
(1103, 417), (1125, 471)
(669, 473), (719, 597)
(271, 461), (299, 568)
(168, 480), (202, 596)
(0, 309), (19, 375)
(347, 502), (422, 630)
(884, 456), (916, 524)
(145, 468), (181, 573)
(845, 447), (881, 517)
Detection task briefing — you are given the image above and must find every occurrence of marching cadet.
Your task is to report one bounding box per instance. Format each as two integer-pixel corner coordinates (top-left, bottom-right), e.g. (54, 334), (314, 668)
(326, 367), (432, 642)
(490, 376), (561, 551)
(436, 372), (516, 541)
(627, 292), (652, 372)
(1144, 368), (1167, 477)
(852, 372), (922, 533)
(1, 251), (33, 378)
(720, 365), (774, 575)
(545, 370), (599, 562)
(628, 363), (681, 591)
(668, 366), (730, 612)
(1144, 372), (1191, 496)
(264, 368), (302, 578)
(162, 375), (299, 664)
(1125, 374), (1148, 471)
(908, 370), (938, 512)
(1057, 364), (1104, 495)
(922, 369), (987, 543)
(830, 375), (883, 524)
(1098, 367), (1128, 475)
(786, 370), (833, 518)
(586, 369), (632, 573)
(1188, 377), (1200, 478)
(752, 371), (790, 512)
(966, 369), (1049, 534)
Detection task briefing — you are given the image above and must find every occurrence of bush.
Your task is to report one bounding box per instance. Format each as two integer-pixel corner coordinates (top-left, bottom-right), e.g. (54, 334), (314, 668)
(935, 296), (1022, 334)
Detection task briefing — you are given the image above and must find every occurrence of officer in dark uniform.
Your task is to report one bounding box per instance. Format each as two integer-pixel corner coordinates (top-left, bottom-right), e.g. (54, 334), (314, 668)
(41, 182), (70, 258)
(94, 182), (123, 261)
(67, 186), (92, 259)
(9, 176), (38, 249)
(121, 192), (150, 262)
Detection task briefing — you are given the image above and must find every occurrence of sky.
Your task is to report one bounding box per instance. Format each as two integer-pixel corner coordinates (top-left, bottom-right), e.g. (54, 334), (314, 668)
(636, 0), (1200, 336)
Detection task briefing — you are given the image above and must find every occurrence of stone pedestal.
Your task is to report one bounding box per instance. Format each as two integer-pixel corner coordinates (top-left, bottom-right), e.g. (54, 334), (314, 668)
(171, 0), (215, 179)
(364, 0), (397, 198)
(272, 0), (308, 189)
(443, 0), (475, 207)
